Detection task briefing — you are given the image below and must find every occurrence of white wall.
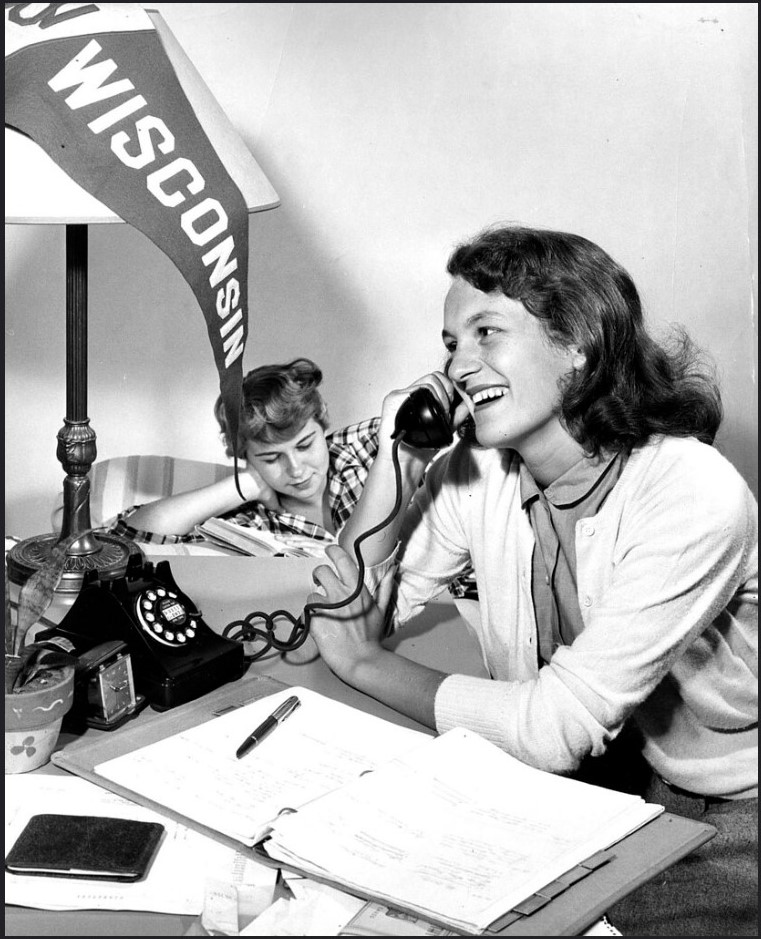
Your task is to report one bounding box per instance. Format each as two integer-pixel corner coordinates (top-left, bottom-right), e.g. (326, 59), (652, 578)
(5, 2), (758, 538)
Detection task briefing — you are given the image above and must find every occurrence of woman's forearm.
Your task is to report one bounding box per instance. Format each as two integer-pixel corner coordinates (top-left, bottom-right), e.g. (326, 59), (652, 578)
(346, 646), (446, 729)
(339, 450), (430, 564)
(124, 475), (263, 535)
(341, 372), (453, 564)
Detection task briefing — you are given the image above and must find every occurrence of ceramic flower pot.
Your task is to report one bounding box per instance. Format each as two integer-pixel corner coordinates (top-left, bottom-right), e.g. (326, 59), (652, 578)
(5, 665), (75, 773)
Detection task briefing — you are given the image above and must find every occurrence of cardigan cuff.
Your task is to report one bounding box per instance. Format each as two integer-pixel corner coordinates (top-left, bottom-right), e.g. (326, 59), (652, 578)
(434, 673), (510, 747)
(364, 544), (400, 593)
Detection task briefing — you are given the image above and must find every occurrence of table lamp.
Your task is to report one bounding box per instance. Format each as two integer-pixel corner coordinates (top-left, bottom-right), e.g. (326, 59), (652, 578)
(5, 6), (279, 592)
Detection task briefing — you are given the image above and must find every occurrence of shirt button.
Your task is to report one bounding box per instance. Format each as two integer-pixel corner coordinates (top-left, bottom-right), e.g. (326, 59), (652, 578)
(583, 595), (593, 607)
(582, 524), (595, 536)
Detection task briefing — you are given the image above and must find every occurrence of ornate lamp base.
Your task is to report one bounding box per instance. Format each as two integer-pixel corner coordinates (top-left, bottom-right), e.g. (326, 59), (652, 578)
(6, 532), (141, 594)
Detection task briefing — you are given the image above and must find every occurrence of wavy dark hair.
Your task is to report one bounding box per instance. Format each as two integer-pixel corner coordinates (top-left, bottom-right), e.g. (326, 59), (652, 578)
(446, 226), (722, 454)
(215, 357), (329, 459)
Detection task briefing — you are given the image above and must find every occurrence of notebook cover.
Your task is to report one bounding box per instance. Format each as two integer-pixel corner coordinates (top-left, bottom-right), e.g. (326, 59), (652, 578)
(5, 814), (164, 882)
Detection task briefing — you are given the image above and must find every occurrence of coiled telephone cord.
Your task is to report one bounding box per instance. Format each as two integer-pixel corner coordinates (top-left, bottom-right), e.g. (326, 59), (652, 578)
(222, 436), (404, 661)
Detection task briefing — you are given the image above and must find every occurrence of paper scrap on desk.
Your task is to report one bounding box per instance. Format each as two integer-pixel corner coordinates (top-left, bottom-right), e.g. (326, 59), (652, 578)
(202, 880), (242, 936)
(4, 775), (276, 915)
(338, 901), (459, 936)
(239, 879), (365, 936)
(282, 874), (366, 923)
(201, 878), (278, 936)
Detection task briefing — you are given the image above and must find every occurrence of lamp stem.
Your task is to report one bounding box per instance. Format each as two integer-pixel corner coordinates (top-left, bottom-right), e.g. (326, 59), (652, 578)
(57, 224), (99, 555)
(67, 224), (88, 421)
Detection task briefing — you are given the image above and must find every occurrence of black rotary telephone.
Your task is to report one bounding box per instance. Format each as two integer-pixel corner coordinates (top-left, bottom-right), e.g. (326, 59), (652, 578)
(50, 555), (247, 711)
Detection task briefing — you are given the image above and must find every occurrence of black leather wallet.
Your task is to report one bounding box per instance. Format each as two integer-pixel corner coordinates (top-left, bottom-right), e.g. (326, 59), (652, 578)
(5, 813), (165, 882)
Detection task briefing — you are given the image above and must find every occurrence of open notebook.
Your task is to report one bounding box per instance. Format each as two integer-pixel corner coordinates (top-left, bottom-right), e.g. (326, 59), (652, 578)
(94, 687), (427, 847)
(91, 687), (664, 934)
(196, 517), (332, 558)
(261, 726), (663, 934)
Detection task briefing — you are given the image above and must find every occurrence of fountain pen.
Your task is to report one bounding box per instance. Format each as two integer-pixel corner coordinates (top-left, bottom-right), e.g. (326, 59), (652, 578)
(235, 695), (301, 759)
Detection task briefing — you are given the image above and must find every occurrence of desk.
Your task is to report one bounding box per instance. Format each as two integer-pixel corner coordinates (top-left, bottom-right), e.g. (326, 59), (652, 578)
(6, 557), (713, 937)
(6, 555), (486, 937)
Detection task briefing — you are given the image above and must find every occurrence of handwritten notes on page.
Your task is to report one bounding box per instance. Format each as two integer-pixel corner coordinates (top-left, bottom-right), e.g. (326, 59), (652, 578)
(95, 686), (428, 847)
(264, 728), (663, 935)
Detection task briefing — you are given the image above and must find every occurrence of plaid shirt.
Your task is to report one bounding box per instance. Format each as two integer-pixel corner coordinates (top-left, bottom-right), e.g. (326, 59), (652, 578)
(112, 419), (381, 545)
(223, 418), (383, 539)
(111, 417), (477, 598)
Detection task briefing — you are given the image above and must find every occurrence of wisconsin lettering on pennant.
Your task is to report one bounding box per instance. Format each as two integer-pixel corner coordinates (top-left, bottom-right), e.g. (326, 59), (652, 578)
(5, 2), (250, 470)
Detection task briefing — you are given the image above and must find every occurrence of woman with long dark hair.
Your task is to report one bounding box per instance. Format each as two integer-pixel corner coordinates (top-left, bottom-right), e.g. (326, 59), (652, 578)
(307, 226), (757, 935)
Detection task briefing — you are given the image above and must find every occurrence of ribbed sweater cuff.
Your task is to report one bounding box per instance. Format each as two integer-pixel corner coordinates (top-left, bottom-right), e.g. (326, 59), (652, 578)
(434, 673), (506, 743)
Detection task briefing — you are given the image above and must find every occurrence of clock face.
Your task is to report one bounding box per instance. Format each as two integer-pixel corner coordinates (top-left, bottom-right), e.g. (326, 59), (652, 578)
(94, 654), (136, 722)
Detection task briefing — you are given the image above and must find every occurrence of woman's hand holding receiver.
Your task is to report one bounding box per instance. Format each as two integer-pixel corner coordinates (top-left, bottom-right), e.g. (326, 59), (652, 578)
(377, 369), (462, 462)
(338, 370), (469, 565)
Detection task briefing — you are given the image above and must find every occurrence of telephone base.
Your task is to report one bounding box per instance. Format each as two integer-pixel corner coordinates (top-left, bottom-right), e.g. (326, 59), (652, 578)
(54, 556), (247, 710)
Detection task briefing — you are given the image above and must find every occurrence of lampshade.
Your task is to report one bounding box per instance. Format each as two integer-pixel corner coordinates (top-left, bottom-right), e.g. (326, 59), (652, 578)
(5, 6), (279, 591)
(5, 10), (278, 222)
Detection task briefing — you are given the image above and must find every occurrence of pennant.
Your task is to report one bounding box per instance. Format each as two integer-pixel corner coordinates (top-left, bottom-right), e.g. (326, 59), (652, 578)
(5, 3), (249, 489)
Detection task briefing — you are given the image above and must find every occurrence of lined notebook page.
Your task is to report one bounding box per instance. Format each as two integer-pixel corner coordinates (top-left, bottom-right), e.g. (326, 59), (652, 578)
(95, 687), (428, 846)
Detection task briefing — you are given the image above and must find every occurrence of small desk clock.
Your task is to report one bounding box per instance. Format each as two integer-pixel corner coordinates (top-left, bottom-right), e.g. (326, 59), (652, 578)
(76, 638), (147, 729)
(36, 632), (148, 730)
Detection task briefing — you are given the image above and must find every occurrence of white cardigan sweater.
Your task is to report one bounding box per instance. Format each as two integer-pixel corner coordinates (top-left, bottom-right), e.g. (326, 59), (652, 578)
(376, 435), (758, 799)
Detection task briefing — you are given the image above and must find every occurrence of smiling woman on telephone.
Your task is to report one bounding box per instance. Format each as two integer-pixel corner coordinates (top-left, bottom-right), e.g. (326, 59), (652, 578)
(305, 225), (758, 937)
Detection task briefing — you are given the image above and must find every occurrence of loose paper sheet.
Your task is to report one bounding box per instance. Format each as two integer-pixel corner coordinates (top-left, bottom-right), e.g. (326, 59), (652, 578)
(4, 775), (276, 914)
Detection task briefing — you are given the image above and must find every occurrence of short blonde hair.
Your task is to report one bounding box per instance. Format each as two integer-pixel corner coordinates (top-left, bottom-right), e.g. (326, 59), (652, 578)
(215, 358), (329, 459)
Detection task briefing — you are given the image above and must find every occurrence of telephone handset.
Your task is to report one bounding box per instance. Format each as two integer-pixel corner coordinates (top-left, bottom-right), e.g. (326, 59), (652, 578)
(392, 386), (463, 449)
